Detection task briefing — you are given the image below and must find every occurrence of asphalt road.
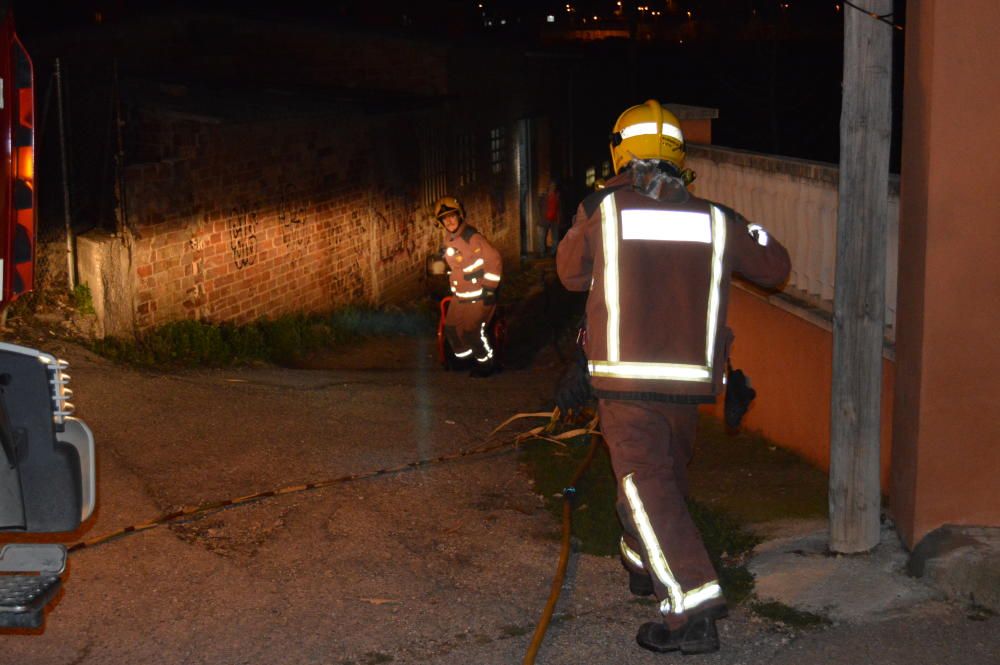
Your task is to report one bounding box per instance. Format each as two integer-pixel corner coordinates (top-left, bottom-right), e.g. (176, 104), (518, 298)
(3, 337), (997, 664)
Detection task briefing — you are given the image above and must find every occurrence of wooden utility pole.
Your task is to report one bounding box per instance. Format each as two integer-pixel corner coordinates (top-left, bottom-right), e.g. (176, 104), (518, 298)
(830, 1), (893, 553)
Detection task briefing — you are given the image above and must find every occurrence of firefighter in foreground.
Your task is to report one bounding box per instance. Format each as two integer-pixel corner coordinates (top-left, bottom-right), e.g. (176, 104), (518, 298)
(556, 100), (791, 654)
(435, 196), (503, 377)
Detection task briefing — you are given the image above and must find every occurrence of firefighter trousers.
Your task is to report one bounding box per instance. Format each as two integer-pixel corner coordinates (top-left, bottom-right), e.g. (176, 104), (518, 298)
(598, 398), (725, 627)
(443, 299), (496, 364)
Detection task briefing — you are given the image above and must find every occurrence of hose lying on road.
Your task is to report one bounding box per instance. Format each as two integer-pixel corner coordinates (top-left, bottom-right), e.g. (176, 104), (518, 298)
(522, 426), (601, 665)
(68, 409), (594, 554)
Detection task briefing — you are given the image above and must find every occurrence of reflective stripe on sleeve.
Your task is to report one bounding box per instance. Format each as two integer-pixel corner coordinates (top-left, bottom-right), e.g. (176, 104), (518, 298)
(463, 258), (485, 272)
(747, 223), (769, 246)
(483, 272), (501, 282)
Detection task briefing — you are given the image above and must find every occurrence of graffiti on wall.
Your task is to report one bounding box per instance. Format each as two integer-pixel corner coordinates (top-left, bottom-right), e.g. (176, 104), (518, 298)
(489, 182), (507, 234)
(278, 184), (309, 257)
(373, 205), (417, 265)
(228, 206), (258, 269)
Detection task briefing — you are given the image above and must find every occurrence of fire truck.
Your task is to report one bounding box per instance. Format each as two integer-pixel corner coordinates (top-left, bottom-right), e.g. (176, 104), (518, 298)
(0, 6), (96, 630)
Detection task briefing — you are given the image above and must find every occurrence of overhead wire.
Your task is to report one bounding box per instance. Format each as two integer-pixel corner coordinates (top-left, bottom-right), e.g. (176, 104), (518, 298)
(842, 0), (904, 31)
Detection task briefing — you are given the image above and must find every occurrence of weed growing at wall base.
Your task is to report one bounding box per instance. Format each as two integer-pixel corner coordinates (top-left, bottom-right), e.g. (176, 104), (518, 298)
(91, 305), (436, 368)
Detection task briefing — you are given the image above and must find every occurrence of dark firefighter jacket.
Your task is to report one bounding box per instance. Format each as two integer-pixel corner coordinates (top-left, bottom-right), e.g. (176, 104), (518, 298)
(444, 223), (502, 303)
(556, 170), (791, 401)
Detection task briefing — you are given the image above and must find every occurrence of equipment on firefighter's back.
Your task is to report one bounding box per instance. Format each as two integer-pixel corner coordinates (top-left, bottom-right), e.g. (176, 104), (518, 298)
(724, 362), (756, 430)
(555, 321), (593, 417)
(555, 346), (592, 417)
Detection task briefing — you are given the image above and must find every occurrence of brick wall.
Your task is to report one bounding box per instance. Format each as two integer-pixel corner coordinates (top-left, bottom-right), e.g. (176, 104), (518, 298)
(120, 103), (520, 331)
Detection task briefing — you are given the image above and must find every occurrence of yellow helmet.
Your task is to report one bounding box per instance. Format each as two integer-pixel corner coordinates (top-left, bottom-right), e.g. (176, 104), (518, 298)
(432, 195), (465, 227)
(609, 99), (685, 175)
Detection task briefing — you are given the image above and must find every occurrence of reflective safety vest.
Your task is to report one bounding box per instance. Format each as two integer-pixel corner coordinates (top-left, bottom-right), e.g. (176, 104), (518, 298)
(443, 223), (502, 302)
(588, 196), (728, 394)
(556, 178), (791, 401)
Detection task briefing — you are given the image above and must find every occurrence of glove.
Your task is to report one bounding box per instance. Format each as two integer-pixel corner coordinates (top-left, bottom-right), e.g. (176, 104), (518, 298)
(724, 362), (757, 430)
(555, 344), (592, 417)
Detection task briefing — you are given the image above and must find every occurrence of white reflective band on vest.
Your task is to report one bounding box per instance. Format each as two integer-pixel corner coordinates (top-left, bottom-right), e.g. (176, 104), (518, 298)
(589, 361), (710, 381)
(600, 195), (622, 363)
(455, 288), (483, 299)
(620, 121), (684, 142)
(621, 209), (711, 244)
(463, 258), (485, 272)
(483, 272), (501, 282)
(596, 200), (727, 383)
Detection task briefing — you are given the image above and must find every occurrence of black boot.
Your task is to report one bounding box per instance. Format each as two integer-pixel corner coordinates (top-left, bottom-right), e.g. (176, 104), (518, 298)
(636, 606), (726, 655)
(469, 359), (494, 378)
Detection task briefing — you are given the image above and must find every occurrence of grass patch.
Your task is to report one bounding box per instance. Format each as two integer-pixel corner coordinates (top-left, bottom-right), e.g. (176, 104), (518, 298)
(519, 409), (829, 605)
(748, 600), (831, 628)
(90, 304), (436, 368)
(689, 413), (828, 524)
(519, 434), (621, 558)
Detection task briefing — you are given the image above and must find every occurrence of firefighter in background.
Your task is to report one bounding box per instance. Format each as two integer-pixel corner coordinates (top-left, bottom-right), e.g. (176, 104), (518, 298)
(556, 100), (790, 654)
(435, 196), (503, 378)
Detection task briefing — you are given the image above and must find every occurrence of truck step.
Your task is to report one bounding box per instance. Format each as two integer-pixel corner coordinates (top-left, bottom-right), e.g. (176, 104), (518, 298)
(0, 574), (62, 628)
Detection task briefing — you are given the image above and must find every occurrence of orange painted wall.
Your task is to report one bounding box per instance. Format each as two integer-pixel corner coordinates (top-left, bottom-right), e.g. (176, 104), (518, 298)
(679, 118), (712, 145)
(891, 0), (1000, 548)
(703, 287), (895, 490)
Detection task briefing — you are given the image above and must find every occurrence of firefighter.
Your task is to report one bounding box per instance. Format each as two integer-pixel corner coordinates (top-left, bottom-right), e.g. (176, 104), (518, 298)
(434, 196), (503, 377)
(556, 100), (791, 654)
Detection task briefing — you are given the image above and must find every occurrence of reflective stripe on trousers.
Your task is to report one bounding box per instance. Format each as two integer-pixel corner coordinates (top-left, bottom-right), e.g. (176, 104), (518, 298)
(623, 473), (722, 615)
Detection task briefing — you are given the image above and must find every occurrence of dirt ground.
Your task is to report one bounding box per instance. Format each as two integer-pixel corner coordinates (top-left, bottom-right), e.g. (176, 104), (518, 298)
(2, 331), (997, 665)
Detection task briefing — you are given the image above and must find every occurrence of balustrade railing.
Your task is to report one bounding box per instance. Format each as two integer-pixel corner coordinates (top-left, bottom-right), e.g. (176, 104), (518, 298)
(687, 144), (898, 339)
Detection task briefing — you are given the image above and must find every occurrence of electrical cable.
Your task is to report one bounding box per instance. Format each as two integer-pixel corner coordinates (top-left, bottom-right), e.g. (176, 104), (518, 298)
(68, 406), (608, 665)
(67, 410), (578, 554)
(522, 428), (601, 665)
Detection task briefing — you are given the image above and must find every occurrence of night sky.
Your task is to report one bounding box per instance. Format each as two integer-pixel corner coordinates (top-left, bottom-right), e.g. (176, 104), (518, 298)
(8, 1), (905, 168)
